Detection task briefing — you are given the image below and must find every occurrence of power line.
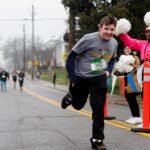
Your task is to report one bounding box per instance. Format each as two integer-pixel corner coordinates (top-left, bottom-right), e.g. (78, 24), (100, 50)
(0, 19), (30, 21)
(42, 21), (68, 44)
(0, 18), (67, 21)
(34, 18), (67, 21)
(41, 27), (68, 48)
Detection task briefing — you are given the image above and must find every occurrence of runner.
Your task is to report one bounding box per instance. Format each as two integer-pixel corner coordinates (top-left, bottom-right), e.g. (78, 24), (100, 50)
(0, 69), (9, 91)
(52, 72), (56, 87)
(11, 70), (18, 89)
(18, 70), (25, 91)
(0, 68), (1, 89)
(61, 16), (118, 150)
(36, 70), (41, 80)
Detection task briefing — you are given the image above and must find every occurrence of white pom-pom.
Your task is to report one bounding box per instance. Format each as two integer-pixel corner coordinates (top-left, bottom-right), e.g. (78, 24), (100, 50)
(124, 65), (133, 73)
(119, 55), (127, 63)
(115, 61), (125, 73)
(125, 55), (135, 64)
(144, 12), (150, 26)
(115, 18), (131, 36)
(115, 55), (135, 73)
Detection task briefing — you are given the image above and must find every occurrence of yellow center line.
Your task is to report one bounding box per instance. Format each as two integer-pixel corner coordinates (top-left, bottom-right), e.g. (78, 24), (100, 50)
(23, 87), (150, 138)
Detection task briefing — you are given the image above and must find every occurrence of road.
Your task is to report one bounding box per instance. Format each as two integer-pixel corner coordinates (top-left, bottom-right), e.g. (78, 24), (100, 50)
(0, 78), (149, 150)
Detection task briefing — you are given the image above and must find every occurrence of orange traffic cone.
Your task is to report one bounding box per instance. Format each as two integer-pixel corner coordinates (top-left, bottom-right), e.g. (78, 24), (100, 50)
(104, 93), (116, 120)
(119, 78), (125, 96)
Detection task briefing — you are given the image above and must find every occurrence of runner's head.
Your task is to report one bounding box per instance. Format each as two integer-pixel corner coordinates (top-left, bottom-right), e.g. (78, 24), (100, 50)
(98, 16), (117, 40)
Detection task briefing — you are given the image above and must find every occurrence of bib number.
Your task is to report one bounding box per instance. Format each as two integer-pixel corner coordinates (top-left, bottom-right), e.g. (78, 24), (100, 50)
(19, 77), (23, 81)
(2, 75), (5, 78)
(90, 59), (107, 74)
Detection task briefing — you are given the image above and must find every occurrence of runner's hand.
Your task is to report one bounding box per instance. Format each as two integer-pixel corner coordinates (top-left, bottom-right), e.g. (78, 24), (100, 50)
(70, 80), (76, 88)
(105, 71), (110, 77)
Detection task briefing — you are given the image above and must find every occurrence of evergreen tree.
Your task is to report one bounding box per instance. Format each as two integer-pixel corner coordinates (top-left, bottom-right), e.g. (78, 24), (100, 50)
(61, 0), (150, 52)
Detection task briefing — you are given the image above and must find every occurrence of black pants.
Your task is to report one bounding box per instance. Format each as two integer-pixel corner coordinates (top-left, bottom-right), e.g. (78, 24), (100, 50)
(125, 91), (140, 117)
(69, 75), (107, 140)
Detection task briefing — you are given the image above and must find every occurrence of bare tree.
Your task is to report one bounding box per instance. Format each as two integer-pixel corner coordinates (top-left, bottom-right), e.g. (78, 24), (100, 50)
(2, 38), (23, 70)
(2, 35), (56, 71)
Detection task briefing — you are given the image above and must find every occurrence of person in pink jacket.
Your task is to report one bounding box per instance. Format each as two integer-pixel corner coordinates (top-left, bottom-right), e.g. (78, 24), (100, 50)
(119, 31), (150, 63)
(116, 12), (150, 62)
(115, 12), (150, 128)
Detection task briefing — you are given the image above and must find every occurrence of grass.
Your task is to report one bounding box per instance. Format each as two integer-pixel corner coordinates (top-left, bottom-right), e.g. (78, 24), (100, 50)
(40, 68), (69, 85)
(40, 68), (123, 95)
(39, 68), (142, 106)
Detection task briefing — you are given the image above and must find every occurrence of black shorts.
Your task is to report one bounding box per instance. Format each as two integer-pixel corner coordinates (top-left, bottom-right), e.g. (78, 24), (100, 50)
(13, 76), (17, 82)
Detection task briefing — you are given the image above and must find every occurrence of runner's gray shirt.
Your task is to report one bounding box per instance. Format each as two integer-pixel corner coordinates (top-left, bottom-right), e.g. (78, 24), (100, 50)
(72, 32), (118, 78)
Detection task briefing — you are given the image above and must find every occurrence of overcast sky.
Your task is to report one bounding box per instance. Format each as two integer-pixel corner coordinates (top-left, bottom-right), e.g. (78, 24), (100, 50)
(0, 0), (68, 66)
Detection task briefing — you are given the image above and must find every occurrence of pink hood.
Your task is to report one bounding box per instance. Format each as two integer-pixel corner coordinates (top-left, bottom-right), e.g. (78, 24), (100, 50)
(119, 34), (150, 60)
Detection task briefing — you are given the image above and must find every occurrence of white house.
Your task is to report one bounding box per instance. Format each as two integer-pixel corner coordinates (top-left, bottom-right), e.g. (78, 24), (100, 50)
(53, 37), (68, 67)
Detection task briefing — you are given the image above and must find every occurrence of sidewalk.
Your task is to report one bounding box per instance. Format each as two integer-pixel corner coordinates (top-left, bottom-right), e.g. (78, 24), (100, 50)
(26, 74), (142, 107)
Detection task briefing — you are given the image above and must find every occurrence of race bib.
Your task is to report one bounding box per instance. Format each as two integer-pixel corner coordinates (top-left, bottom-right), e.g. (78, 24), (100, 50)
(19, 77), (23, 81)
(90, 58), (107, 74)
(2, 75), (5, 78)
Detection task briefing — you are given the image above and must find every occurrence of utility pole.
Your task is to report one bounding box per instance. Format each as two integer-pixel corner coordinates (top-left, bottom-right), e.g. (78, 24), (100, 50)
(13, 39), (17, 70)
(31, 5), (35, 80)
(23, 24), (26, 73)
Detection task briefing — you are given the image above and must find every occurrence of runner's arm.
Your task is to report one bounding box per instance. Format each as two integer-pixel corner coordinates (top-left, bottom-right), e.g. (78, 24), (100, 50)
(66, 51), (77, 82)
(107, 57), (116, 75)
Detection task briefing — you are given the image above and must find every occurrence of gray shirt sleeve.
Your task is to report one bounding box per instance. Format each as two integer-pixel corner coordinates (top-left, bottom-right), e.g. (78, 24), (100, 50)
(72, 35), (88, 54)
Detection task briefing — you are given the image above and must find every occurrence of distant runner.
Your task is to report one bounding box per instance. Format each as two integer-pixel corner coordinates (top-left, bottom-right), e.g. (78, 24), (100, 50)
(0, 69), (9, 91)
(18, 70), (25, 91)
(11, 70), (18, 89)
